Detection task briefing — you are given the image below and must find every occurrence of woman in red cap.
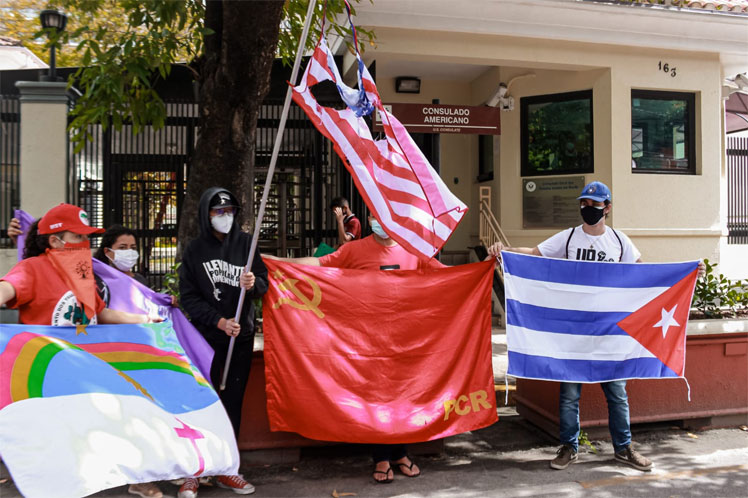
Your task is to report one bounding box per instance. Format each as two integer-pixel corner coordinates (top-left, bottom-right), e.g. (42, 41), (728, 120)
(1, 204), (166, 498)
(0, 203), (153, 326)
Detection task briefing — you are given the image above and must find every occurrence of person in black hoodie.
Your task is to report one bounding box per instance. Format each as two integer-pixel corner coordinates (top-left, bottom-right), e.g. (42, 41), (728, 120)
(178, 187), (268, 497)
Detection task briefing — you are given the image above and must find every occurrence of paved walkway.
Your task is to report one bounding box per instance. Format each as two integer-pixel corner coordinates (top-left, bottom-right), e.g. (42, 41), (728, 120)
(5, 412), (746, 497)
(4, 326), (747, 497)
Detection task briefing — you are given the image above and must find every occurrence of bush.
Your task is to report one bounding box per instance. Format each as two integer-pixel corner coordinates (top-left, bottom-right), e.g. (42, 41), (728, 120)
(161, 262), (181, 299)
(691, 259), (748, 319)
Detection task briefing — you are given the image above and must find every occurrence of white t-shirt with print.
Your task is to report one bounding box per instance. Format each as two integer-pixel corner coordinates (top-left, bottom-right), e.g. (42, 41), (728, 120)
(537, 225), (641, 263)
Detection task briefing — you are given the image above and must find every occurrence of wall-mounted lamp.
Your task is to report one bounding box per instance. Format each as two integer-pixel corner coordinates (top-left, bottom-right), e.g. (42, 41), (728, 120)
(396, 76), (421, 94)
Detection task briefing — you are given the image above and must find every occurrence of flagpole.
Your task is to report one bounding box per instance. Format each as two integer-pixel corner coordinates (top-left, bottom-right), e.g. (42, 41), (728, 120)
(220, 0), (318, 391)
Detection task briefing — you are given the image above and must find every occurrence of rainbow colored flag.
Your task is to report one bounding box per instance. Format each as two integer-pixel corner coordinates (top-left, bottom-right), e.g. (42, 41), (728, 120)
(0, 321), (238, 498)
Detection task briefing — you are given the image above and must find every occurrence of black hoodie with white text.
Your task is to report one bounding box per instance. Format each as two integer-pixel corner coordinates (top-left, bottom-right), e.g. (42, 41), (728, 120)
(179, 187), (268, 345)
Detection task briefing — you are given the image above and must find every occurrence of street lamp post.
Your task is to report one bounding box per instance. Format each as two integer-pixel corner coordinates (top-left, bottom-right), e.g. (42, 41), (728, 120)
(39, 9), (68, 82)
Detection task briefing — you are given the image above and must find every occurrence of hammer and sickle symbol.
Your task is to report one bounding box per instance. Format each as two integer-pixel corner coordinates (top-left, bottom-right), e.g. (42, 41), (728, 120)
(273, 276), (324, 318)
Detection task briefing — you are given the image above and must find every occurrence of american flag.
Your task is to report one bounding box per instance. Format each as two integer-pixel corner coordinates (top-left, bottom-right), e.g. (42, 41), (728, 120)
(291, 38), (467, 260)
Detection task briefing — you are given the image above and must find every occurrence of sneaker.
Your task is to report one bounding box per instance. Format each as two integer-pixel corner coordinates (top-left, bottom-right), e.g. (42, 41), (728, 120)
(128, 482), (163, 498)
(177, 478), (199, 498)
(216, 474), (255, 495)
(615, 445), (653, 471)
(550, 444), (578, 470)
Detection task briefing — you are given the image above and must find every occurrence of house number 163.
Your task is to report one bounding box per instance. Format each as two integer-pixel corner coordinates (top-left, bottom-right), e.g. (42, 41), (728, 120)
(658, 61), (677, 77)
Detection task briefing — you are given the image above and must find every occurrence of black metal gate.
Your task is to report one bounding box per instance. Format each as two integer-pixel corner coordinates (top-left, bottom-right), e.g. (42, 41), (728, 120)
(68, 97), (368, 289)
(254, 100), (369, 256)
(68, 101), (194, 290)
(0, 95), (20, 248)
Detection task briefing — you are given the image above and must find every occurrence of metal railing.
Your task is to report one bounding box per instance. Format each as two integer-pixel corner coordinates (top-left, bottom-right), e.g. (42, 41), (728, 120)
(479, 188), (509, 250)
(727, 136), (747, 245)
(0, 95), (20, 248)
(478, 186), (508, 315)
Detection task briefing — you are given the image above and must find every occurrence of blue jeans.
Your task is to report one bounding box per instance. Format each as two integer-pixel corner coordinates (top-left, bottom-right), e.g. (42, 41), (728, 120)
(559, 381), (631, 453)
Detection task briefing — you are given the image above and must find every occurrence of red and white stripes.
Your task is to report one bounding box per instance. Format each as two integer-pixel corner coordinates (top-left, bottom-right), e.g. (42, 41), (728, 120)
(292, 39), (467, 260)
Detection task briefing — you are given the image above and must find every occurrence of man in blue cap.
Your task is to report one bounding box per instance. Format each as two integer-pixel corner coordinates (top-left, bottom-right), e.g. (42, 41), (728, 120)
(488, 180), (704, 472)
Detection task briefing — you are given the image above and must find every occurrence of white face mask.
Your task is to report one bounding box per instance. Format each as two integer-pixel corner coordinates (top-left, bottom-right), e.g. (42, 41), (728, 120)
(211, 213), (234, 234)
(370, 219), (389, 239)
(107, 249), (139, 271)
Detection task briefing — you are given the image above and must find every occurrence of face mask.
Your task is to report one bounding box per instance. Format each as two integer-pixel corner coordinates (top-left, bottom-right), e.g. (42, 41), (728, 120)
(53, 236), (90, 250)
(580, 205), (605, 226)
(107, 249), (139, 271)
(211, 213), (234, 234)
(370, 219), (389, 239)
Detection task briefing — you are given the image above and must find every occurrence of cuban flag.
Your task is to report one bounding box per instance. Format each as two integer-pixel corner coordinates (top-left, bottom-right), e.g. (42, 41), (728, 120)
(502, 252), (699, 382)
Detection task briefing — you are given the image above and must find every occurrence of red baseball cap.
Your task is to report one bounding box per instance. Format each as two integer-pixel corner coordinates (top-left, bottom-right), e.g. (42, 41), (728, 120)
(38, 203), (105, 235)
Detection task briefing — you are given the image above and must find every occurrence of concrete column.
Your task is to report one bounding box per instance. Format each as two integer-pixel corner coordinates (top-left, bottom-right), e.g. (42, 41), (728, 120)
(16, 81), (69, 219)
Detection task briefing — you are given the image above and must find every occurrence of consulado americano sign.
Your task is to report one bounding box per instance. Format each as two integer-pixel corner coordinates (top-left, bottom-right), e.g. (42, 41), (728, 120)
(373, 103), (501, 135)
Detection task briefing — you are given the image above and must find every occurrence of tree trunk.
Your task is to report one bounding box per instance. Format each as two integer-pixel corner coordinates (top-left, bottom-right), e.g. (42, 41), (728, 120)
(178, 0), (285, 256)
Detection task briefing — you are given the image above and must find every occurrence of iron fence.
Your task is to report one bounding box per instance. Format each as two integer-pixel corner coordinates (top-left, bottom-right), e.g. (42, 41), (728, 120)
(727, 136), (748, 245)
(254, 100), (369, 256)
(0, 95), (20, 248)
(68, 100), (195, 290)
(66, 98), (368, 290)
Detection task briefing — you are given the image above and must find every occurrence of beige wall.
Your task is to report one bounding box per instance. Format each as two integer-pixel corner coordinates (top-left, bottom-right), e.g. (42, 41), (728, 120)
(365, 28), (726, 265)
(16, 82), (69, 220)
(0, 249), (16, 277)
(1, 83), (69, 278)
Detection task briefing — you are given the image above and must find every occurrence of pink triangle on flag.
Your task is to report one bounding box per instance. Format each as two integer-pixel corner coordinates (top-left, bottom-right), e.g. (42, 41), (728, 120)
(617, 270), (698, 376)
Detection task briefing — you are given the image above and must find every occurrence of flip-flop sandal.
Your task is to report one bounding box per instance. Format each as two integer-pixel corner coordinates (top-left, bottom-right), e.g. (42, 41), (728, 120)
(372, 466), (394, 484)
(393, 459), (421, 478)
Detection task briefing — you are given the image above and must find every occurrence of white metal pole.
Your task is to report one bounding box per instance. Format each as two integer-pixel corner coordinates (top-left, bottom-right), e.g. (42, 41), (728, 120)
(221, 0), (318, 390)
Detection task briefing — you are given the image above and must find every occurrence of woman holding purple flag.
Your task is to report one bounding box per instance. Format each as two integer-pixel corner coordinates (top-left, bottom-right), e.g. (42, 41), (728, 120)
(94, 224), (148, 287)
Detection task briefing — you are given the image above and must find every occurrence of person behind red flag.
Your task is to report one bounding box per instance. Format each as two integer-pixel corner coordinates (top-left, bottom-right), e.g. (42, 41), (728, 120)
(0, 204), (155, 327)
(488, 181), (706, 473)
(329, 196), (361, 247)
(267, 214), (497, 484)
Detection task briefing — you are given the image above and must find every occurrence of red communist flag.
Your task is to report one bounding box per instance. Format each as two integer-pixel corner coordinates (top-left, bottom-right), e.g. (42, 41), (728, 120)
(262, 259), (497, 444)
(617, 269), (698, 376)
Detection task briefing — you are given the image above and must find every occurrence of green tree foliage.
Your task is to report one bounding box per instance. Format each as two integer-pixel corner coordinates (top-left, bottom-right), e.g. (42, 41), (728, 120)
(0, 0), (145, 68)
(1, 0), (374, 247)
(1, 0), (373, 149)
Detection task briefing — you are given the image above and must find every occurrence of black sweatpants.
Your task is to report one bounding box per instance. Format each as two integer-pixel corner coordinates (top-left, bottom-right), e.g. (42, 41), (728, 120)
(207, 334), (254, 437)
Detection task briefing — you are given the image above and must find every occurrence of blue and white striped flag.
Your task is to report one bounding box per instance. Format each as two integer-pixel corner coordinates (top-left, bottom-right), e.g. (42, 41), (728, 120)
(502, 252), (699, 383)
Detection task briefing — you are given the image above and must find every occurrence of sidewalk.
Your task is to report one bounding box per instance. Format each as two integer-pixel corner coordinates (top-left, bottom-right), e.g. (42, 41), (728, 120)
(2, 326), (747, 497)
(4, 411), (745, 497)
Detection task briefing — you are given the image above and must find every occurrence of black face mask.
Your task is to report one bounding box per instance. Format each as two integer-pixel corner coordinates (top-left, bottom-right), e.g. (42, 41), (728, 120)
(581, 205), (605, 225)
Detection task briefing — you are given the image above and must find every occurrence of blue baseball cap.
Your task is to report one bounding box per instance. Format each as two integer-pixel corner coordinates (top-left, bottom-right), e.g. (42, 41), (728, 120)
(577, 181), (611, 202)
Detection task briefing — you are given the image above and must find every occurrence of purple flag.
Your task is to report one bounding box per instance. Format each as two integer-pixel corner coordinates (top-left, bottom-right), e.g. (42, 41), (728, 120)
(12, 209), (35, 262)
(13, 210), (214, 379)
